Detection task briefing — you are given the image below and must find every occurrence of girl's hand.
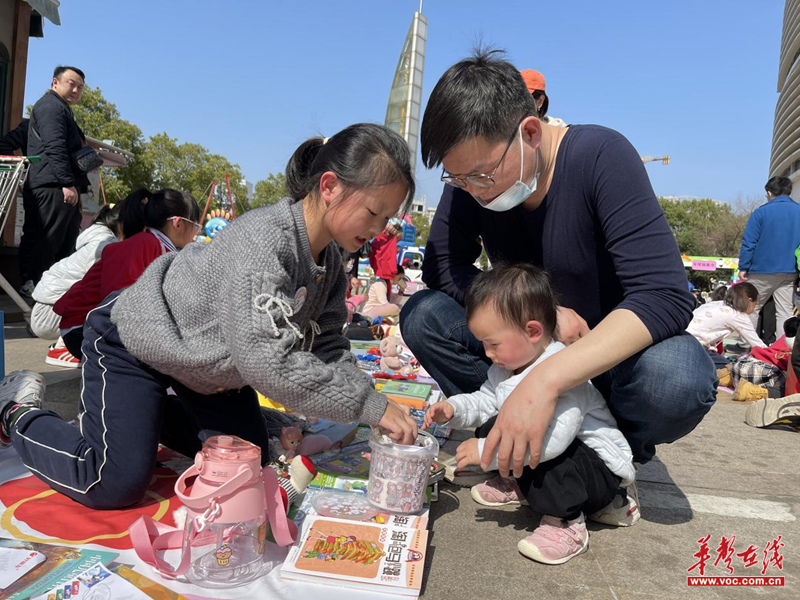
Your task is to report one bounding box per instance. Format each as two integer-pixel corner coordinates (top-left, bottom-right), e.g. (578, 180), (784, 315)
(424, 401), (454, 427)
(456, 438), (481, 470)
(378, 401), (418, 445)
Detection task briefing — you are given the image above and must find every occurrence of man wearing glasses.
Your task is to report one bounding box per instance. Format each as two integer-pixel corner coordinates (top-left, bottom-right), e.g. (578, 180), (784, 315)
(401, 50), (716, 526)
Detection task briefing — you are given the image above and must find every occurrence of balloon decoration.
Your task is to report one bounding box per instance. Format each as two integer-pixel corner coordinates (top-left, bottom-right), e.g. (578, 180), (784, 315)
(197, 208), (233, 242)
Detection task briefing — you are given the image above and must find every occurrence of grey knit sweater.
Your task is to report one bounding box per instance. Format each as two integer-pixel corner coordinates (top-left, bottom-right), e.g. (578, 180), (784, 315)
(111, 198), (388, 425)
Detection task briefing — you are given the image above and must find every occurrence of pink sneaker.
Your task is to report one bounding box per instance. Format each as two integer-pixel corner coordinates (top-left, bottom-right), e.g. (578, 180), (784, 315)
(518, 515), (589, 565)
(470, 475), (528, 507)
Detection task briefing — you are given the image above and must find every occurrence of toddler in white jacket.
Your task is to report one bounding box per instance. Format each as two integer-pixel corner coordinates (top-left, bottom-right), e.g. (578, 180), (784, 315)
(425, 263), (634, 565)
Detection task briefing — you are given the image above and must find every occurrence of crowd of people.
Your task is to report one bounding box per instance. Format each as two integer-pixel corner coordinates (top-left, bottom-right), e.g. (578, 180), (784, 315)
(0, 52), (797, 570)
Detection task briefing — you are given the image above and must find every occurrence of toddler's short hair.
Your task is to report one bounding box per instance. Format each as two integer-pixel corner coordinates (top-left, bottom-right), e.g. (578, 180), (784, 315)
(465, 263), (558, 335)
(725, 282), (758, 313)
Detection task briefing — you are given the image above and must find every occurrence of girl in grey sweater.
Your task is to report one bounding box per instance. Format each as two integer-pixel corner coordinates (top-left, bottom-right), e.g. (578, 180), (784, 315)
(0, 123), (418, 509)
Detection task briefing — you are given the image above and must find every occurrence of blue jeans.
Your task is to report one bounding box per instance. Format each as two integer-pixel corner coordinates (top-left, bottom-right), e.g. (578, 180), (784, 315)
(401, 290), (717, 463)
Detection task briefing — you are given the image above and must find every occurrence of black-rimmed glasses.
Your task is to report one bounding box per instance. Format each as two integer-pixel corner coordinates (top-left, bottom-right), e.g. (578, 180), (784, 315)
(440, 118), (525, 189)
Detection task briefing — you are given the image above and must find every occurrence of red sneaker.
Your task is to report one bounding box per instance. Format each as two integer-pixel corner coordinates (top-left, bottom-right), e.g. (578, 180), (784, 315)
(45, 344), (80, 369)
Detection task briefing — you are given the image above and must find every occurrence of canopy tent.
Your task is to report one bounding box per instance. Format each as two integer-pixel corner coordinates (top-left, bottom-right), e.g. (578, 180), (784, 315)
(24, 0), (60, 25)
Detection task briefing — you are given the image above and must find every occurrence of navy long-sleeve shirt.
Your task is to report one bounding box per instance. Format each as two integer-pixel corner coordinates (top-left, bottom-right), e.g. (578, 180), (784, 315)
(422, 124), (694, 344)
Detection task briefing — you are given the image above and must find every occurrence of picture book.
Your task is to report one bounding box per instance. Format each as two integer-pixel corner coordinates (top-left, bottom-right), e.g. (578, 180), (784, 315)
(281, 516), (428, 597)
(0, 539), (118, 600)
(312, 441), (371, 478)
(383, 394), (428, 411)
(380, 381), (432, 401)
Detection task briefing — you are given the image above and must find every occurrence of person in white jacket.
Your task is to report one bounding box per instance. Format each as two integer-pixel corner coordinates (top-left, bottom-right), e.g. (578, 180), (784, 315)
(30, 189), (148, 367)
(425, 263), (634, 565)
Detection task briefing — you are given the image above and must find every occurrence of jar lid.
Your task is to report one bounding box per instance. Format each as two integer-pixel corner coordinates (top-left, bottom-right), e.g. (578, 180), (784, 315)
(312, 491), (379, 520)
(369, 429), (439, 457)
(201, 435), (261, 463)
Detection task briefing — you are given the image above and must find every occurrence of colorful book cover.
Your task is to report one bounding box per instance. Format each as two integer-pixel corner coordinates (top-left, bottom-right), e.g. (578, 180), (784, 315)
(312, 441), (371, 478)
(307, 472), (369, 494)
(380, 381), (432, 401)
(281, 516), (428, 596)
(383, 394), (428, 411)
(0, 539), (118, 600)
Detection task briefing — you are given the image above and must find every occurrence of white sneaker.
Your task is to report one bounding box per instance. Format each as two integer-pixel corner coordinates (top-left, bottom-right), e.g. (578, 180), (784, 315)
(0, 370), (46, 446)
(589, 480), (641, 527)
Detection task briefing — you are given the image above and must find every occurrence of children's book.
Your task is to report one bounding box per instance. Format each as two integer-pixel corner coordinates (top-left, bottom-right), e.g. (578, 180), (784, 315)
(0, 539), (118, 600)
(281, 515), (428, 597)
(380, 381), (432, 401)
(383, 394), (428, 411)
(312, 441), (371, 478)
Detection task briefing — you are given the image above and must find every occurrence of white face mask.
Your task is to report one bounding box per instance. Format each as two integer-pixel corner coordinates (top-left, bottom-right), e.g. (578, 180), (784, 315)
(477, 127), (539, 212)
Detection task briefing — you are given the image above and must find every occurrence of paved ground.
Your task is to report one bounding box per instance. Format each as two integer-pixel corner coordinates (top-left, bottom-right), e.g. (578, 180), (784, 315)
(3, 323), (799, 598)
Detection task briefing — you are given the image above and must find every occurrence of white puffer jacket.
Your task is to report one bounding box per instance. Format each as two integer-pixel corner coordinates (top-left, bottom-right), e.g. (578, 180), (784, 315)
(32, 223), (117, 305)
(447, 340), (636, 486)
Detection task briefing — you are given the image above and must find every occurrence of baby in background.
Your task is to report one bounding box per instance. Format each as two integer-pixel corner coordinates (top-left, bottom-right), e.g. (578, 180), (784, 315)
(425, 263), (635, 565)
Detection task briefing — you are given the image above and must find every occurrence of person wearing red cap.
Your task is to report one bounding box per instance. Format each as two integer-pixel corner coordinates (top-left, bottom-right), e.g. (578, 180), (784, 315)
(520, 69), (566, 127)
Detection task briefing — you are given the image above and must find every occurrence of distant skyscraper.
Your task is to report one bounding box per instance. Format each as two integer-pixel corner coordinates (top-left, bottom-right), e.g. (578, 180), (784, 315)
(771, 0), (800, 197)
(385, 4), (428, 174)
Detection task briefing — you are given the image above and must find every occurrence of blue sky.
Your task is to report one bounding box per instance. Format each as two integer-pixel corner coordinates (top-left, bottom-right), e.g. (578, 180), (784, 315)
(24, 0), (784, 207)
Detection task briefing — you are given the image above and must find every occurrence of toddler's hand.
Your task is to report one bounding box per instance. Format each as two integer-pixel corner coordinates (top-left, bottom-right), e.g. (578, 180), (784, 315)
(456, 438), (481, 470)
(424, 401), (454, 428)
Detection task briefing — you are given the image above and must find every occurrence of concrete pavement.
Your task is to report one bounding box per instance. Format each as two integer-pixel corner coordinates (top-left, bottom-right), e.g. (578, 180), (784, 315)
(3, 324), (799, 598)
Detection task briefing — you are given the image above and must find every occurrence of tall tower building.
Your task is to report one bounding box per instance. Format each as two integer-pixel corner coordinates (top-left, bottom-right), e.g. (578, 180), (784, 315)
(385, 3), (428, 174)
(771, 0), (800, 196)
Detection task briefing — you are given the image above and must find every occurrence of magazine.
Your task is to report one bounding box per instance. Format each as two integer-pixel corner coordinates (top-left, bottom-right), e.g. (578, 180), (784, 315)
(0, 539), (118, 600)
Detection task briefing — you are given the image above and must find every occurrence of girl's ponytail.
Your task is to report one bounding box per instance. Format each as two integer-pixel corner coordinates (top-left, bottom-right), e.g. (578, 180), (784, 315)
(283, 124), (415, 212)
(143, 189), (200, 230)
(285, 137), (325, 201)
(116, 188), (151, 239)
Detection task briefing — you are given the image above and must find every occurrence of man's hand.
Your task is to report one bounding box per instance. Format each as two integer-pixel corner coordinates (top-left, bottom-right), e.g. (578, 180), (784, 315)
(739, 271), (748, 280)
(423, 401), (454, 428)
(62, 186), (79, 205)
(554, 306), (589, 345)
(480, 369), (558, 478)
(455, 438), (481, 470)
(377, 400), (418, 445)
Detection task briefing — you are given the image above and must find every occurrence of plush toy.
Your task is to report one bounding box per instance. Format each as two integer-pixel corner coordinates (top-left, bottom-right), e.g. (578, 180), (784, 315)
(379, 335), (414, 375)
(280, 423), (335, 459)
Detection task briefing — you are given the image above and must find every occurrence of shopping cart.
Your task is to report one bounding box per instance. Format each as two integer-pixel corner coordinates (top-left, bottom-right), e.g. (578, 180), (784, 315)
(0, 155), (39, 323)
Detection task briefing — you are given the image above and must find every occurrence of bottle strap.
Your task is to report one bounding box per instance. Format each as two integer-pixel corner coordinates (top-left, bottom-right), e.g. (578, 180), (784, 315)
(262, 465), (298, 547)
(129, 516), (192, 578)
(130, 466), (298, 579)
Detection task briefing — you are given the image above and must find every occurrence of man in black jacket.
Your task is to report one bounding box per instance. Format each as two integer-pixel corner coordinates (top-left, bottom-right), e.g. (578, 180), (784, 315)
(18, 66), (90, 297)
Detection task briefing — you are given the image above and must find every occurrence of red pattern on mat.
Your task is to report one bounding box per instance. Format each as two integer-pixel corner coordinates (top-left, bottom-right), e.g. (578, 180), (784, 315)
(0, 466), (180, 549)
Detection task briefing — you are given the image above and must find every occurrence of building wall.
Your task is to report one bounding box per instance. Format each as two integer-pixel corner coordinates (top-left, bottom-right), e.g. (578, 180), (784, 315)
(0, 0), (16, 132)
(771, 0), (800, 198)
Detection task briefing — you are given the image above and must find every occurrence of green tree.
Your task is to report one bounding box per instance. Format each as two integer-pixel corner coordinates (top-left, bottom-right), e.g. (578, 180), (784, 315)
(144, 133), (249, 216)
(251, 173), (287, 208)
(409, 212), (430, 247)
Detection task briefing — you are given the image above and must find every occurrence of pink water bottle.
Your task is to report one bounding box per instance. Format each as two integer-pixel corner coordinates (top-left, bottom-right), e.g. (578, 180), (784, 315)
(130, 435), (297, 589)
